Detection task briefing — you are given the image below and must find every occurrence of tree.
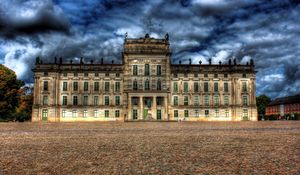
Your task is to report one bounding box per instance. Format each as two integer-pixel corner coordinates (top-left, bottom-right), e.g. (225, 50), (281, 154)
(0, 64), (24, 121)
(256, 95), (271, 120)
(15, 86), (33, 122)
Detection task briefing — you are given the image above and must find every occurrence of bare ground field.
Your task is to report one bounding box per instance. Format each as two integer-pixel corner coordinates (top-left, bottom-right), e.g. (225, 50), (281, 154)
(0, 121), (299, 175)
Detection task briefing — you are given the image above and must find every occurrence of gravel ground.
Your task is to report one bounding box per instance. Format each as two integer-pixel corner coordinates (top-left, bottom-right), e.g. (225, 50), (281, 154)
(0, 121), (299, 175)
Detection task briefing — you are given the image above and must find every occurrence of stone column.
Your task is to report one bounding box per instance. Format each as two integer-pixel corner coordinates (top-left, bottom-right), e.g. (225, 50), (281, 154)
(164, 95), (168, 120)
(140, 96), (143, 119)
(128, 95), (131, 120)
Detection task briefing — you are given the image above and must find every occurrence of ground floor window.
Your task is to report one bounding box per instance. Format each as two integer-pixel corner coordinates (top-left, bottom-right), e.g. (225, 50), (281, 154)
(195, 110), (199, 118)
(184, 110), (189, 118)
(205, 110), (209, 117)
(94, 110), (99, 118)
(62, 110), (66, 118)
(42, 109), (48, 121)
(225, 109), (229, 118)
(174, 110), (178, 118)
(83, 110), (88, 118)
(157, 110), (162, 120)
(243, 109), (248, 120)
(72, 110), (77, 118)
(133, 109), (138, 119)
(115, 110), (120, 118)
(215, 109), (219, 117)
(105, 110), (109, 118)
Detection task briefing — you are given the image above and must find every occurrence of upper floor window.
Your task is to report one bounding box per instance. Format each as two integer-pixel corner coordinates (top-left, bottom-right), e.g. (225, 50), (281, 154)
(74, 73), (78, 77)
(95, 73), (99, 77)
(214, 82), (218, 92)
(115, 96), (120, 106)
(173, 82), (178, 93)
(204, 74), (208, 78)
(205, 95), (209, 106)
(63, 73), (67, 77)
(105, 110), (109, 118)
(224, 74), (228, 78)
(133, 80), (138, 90)
(116, 73), (120, 77)
(156, 97), (163, 106)
(194, 82), (199, 92)
(73, 96), (78, 105)
(224, 95), (229, 106)
(62, 96), (67, 105)
(44, 72), (48, 76)
(194, 74), (198, 78)
(145, 64), (150, 76)
(204, 82), (209, 92)
(83, 96), (88, 105)
(224, 82), (229, 92)
(243, 96), (248, 106)
(133, 65), (138, 76)
(184, 96), (189, 106)
(105, 73), (109, 77)
(104, 82), (110, 92)
(104, 96), (109, 106)
(214, 95), (219, 106)
(94, 82), (99, 91)
(157, 79), (162, 90)
(43, 81), (48, 91)
(84, 73), (88, 77)
(157, 65), (161, 76)
(242, 82), (247, 92)
(173, 96), (179, 106)
(73, 82), (78, 91)
(242, 73), (246, 78)
(63, 82), (67, 91)
(145, 79), (150, 90)
(184, 110), (189, 118)
(94, 96), (99, 105)
(84, 82), (89, 91)
(214, 74), (218, 78)
(43, 95), (48, 105)
(115, 110), (120, 118)
(184, 82), (189, 93)
(115, 82), (120, 92)
(194, 96), (199, 106)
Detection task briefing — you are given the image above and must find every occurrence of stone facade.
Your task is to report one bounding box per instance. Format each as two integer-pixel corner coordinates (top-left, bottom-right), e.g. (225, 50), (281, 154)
(32, 34), (257, 122)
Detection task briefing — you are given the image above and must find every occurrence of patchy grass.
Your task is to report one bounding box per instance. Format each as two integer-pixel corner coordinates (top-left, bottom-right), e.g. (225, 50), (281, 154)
(0, 121), (299, 174)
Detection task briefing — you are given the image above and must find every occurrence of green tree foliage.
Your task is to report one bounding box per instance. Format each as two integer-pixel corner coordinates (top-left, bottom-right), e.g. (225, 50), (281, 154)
(15, 86), (33, 122)
(0, 64), (24, 121)
(256, 95), (271, 120)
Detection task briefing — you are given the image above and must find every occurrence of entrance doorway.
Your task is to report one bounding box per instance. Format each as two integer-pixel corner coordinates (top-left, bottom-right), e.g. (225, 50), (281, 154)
(143, 109), (148, 119)
(42, 109), (48, 121)
(157, 110), (162, 120)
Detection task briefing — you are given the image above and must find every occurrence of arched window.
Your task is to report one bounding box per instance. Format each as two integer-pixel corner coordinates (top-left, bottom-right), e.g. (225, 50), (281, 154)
(133, 80), (138, 90)
(145, 79), (150, 90)
(157, 79), (161, 90)
(145, 64), (150, 76)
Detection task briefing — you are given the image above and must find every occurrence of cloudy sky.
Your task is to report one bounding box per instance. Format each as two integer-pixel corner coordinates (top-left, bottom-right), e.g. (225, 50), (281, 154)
(0, 0), (299, 99)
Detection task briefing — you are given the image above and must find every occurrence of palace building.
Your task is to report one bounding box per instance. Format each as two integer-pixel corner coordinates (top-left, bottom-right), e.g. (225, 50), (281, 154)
(32, 34), (257, 122)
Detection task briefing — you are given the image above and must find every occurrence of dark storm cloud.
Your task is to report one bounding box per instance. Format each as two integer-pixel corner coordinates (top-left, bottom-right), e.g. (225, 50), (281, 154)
(0, 0), (299, 98)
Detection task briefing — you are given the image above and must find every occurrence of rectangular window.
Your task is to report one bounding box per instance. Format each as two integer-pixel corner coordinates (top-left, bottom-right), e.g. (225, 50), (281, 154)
(105, 110), (109, 118)
(204, 82), (209, 92)
(243, 109), (248, 120)
(115, 110), (120, 118)
(105, 73), (109, 77)
(224, 95), (229, 106)
(173, 96), (179, 106)
(133, 109), (138, 119)
(63, 73), (67, 77)
(104, 96), (109, 106)
(214, 82), (218, 92)
(242, 82), (247, 92)
(194, 96), (199, 106)
(184, 82), (189, 93)
(194, 82), (199, 92)
(205, 95), (209, 106)
(132, 97), (138, 106)
(184, 96), (189, 106)
(173, 82), (178, 93)
(157, 65), (161, 76)
(156, 97), (163, 106)
(94, 96), (99, 105)
(133, 80), (138, 90)
(83, 96), (88, 105)
(144, 80), (150, 90)
(94, 110), (99, 118)
(145, 64), (150, 76)
(224, 74), (228, 78)
(104, 82), (110, 92)
(115, 96), (120, 106)
(174, 110), (178, 118)
(205, 110), (209, 117)
(74, 73), (78, 77)
(73, 96), (78, 105)
(184, 110), (189, 118)
(215, 109), (219, 117)
(43, 81), (48, 91)
(83, 110), (88, 118)
(157, 110), (162, 120)
(224, 82), (229, 92)
(62, 96), (67, 105)
(72, 110), (77, 118)
(63, 82), (67, 91)
(44, 72), (48, 76)
(43, 96), (48, 105)
(133, 65), (138, 75)
(195, 110), (199, 118)
(84, 73), (88, 77)
(94, 82), (99, 91)
(225, 109), (229, 117)
(243, 96), (248, 106)
(73, 82), (78, 91)
(214, 96), (219, 106)
(95, 73), (99, 77)
(42, 109), (48, 119)
(62, 110), (66, 118)
(84, 82), (89, 91)
(115, 82), (120, 92)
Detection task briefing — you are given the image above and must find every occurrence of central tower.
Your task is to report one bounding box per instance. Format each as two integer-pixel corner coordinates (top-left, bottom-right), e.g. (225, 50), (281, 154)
(122, 33), (172, 120)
